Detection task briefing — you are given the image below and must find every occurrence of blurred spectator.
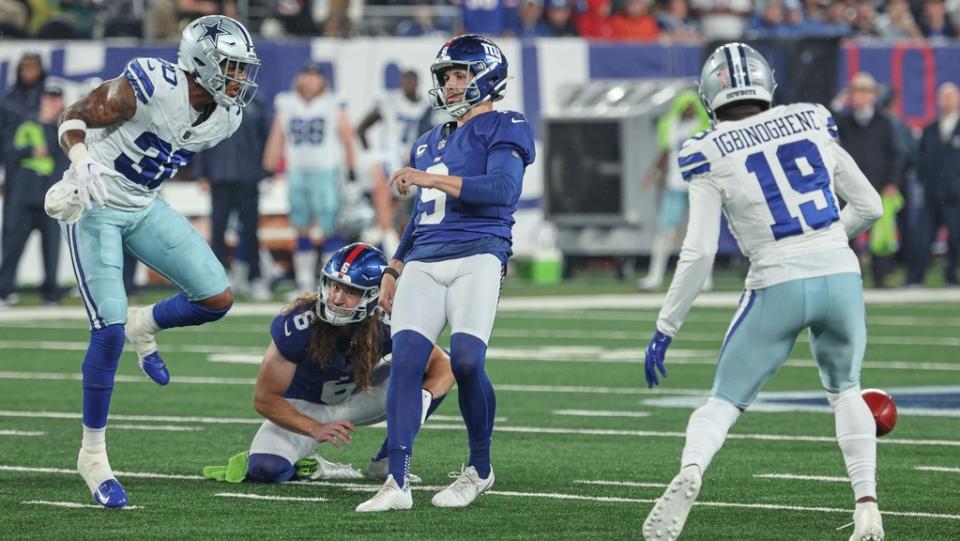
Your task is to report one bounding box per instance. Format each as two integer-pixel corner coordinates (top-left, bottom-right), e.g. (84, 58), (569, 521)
(194, 93), (273, 301)
(177, 0), (236, 21)
(453, 0), (519, 36)
(655, 0), (701, 42)
(544, 0), (580, 35)
(908, 83), (960, 286)
(804, 0), (852, 36)
(1, 53), (45, 172)
(146, 0), (180, 40)
(850, 0), (879, 36)
(512, 0), (553, 36)
(835, 72), (904, 287)
(745, 0), (806, 38)
(918, 0), (958, 38)
(0, 0), (29, 37)
(878, 85), (920, 279)
(690, 0), (750, 40)
(40, 0), (98, 39)
(395, 3), (453, 36)
(576, 0), (616, 38)
(102, 0), (146, 38)
(610, 0), (659, 39)
(0, 83), (68, 307)
(876, 0), (923, 39)
(273, 0), (320, 35)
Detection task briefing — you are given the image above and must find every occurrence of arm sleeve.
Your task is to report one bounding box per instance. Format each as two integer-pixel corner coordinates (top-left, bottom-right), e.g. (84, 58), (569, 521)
(393, 210), (417, 261)
(458, 147), (524, 206)
(832, 142), (884, 238)
(655, 179), (723, 337)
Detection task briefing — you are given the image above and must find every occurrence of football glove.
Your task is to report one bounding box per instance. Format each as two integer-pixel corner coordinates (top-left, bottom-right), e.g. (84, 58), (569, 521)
(644, 330), (671, 388)
(72, 156), (108, 209)
(44, 171), (86, 224)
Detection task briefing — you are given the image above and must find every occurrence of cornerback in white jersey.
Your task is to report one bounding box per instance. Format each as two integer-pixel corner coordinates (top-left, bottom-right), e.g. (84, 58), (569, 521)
(87, 57), (242, 210)
(274, 91), (345, 171)
(677, 102), (858, 288)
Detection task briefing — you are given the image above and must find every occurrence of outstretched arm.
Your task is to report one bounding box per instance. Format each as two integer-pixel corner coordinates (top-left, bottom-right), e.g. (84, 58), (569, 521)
(355, 108), (382, 150)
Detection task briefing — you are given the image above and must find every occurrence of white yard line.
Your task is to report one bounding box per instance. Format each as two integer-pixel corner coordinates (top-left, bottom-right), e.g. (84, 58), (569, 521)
(21, 500), (142, 510)
(5, 465), (960, 520)
(554, 410), (651, 418)
(110, 424), (204, 432)
(754, 473), (849, 483)
(1, 410), (958, 447)
(214, 492), (326, 502)
(573, 480), (667, 488)
(914, 466), (960, 474)
(1, 289), (957, 322)
(0, 430), (46, 436)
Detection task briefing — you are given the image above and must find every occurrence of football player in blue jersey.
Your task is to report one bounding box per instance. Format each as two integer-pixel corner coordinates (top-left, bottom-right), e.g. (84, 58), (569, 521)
(356, 35), (536, 512)
(44, 16), (259, 508)
(202, 243), (454, 484)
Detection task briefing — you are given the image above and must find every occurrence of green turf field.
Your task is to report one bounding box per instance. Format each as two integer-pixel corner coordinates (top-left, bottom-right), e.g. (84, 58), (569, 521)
(0, 291), (958, 540)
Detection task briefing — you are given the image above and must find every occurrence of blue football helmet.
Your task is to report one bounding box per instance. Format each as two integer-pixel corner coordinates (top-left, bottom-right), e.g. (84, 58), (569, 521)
(429, 34), (509, 118)
(317, 243), (386, 326)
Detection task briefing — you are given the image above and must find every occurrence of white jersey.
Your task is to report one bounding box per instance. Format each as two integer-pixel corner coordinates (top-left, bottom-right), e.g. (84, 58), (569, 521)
(274, 90), (345, 171)
(87, 57), (242, 210)
(376, 90), (430, 166)
(657, 102), (883, 336)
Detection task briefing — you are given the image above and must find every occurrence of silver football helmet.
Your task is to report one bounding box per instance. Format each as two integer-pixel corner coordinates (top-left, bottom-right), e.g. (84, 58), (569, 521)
(698, 43), (777, 120)
(178, 15), (260, 108)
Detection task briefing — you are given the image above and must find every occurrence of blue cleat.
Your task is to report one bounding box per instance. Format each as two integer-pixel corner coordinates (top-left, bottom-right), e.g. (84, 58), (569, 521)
(92, 479), (128, 509)
(139, 352), (170, 385)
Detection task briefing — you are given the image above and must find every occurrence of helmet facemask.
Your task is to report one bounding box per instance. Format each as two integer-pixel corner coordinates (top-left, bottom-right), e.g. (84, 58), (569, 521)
(429, 60), (505, 118)
(316, 274), (379, 326)
(201, 53), (260, 108)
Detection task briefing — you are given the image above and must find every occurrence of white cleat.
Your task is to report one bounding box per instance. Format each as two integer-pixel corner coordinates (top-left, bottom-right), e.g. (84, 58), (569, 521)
(643, 466), (702, 541)
(355, 474), (412, 512)
(849, 507), (884, 541)
(431, 465), (495, 508)
(297, 454), (363, 480)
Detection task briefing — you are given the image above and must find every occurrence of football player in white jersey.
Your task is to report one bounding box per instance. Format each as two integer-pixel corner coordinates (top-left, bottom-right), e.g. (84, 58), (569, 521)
(44, 15), (260, 508)
(640, 44), (885, 541)
(263, 64), (357, 293)
(356, 70), (431, 258)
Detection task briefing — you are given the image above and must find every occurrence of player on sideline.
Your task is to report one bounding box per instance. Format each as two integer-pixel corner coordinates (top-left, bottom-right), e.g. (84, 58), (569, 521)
(355, 34), (536, 512)
(44, 15), (260, 508)
(640, 43), (885, 541)
(202, 243), (455, 483)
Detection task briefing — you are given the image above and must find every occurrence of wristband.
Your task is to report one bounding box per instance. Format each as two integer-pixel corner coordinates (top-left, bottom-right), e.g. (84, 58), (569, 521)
(68, 142), (90, 164)
(59, 119), (87, 142)
(382, 267), (400, 280)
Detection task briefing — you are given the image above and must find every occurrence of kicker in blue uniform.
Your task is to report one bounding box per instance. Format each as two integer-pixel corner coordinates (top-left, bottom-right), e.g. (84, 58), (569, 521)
(203, 243), (454, 483)
(357, 34), (535, 513)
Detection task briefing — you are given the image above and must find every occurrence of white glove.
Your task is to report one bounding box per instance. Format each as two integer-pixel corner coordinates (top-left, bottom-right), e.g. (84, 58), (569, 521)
(44, 171), (86, 224)
(72, 156), (108, 210)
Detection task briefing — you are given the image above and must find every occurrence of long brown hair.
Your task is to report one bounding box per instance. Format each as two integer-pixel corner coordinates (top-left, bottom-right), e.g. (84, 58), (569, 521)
(283, 292), (383, 391)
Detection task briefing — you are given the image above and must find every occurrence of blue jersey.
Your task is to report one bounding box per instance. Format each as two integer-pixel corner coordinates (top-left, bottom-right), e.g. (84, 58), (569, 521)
(269, 306), (391, 405)
(405, 110), (535, 263)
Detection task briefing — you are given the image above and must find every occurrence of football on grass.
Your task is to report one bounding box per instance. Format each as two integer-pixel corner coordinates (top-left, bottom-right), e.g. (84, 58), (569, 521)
(862, 388), (897, 437)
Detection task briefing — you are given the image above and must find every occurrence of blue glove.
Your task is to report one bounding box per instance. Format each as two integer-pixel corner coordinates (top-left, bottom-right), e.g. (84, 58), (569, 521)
(645, 330), (671, 388)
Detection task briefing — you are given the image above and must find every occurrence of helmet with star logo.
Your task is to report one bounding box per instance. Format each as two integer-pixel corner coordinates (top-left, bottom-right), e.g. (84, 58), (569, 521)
(178, 15), (260, 108)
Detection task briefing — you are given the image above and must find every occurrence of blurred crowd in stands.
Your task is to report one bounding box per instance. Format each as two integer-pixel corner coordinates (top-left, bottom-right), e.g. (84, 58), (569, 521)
(1, 0), (960, 42)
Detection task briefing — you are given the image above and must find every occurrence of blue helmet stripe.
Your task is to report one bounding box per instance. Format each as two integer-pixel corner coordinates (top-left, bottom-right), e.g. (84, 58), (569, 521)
(723, 46), (738, 89)
(738, 45), (751, 86)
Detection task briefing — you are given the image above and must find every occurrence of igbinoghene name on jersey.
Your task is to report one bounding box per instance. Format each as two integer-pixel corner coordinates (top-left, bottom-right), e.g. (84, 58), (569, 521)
(711, 109), (822, 157)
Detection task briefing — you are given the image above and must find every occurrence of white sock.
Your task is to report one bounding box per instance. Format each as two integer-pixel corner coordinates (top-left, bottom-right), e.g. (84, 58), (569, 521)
(81, 425), (106, 454)
(79, 425), (114, 492)
(828, 387), (877, 502)
(680, 397), (741, 474)
(641, 232), (673, 287)
(293, 251), (318, 292)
